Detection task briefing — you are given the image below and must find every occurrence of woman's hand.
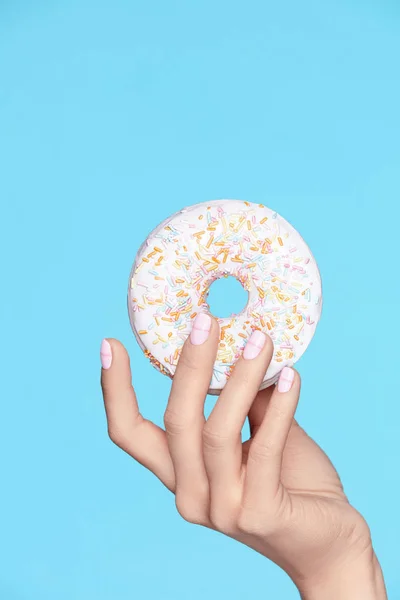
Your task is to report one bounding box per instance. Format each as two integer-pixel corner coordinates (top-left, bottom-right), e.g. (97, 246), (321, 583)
(100, 315), (386, 599)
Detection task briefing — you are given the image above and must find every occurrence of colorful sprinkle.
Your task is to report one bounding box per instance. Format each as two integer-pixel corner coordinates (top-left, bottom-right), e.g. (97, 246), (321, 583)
(129, 200), (322, 391)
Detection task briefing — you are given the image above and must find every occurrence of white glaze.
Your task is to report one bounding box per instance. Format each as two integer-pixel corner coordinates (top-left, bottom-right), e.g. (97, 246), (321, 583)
(128, 200), (322, 394)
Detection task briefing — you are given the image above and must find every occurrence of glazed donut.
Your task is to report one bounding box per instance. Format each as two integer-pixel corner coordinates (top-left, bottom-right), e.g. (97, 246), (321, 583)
(128, 200), (322, 394)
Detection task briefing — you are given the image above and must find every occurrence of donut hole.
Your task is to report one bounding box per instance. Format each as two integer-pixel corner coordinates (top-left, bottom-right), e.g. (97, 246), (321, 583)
(206, 275), (249, 319)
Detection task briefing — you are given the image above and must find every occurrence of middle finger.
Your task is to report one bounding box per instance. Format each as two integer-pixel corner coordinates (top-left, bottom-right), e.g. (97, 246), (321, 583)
(203, 330), (274, 494)
(164, 313), (219, 524)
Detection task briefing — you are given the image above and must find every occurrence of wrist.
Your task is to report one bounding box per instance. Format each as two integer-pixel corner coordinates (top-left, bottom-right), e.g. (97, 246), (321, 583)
(297, 545), (387, 600)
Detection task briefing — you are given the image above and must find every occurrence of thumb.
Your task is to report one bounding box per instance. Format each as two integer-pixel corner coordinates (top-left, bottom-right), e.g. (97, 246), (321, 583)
(100, 338), (175, 491)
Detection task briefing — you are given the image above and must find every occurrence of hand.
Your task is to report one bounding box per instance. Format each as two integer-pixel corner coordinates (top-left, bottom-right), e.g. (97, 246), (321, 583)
(100, 317), (387, 599)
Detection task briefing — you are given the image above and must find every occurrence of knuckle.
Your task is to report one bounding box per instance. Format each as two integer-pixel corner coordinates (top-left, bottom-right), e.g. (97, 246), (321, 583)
(175, 493), (207, 526)
(107, 413), (143, 450)
(229, 369), (251, 391)
(209, 509), (236, 535)
(202, 426), (230, 451)
(269, 401), (288, 423)
(177, 350), (201, 373)
(249, 439), (279, 463)
(108, 424), (130, 449)
(163, 407), (186, 435)
(237, 512), (264, 536)
(238, 487), (288, 536)
(237, 509), (275, 537)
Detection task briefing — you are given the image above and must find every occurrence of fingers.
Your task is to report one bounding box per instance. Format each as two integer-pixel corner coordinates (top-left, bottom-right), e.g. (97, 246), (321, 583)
(100, 338), (175, 491)
(244, 367), (301, 508)
(203, 331), (274, 499)
(248, 385), (275, 437)
(164, 314), (219, 525)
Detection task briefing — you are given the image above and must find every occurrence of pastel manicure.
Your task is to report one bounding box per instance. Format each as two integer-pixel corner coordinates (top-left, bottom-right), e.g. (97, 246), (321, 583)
(190, 313), (212, 345)
(243, 329), (266, 359)
(278, 367), (294, 393)
(100, 339), (112, 369)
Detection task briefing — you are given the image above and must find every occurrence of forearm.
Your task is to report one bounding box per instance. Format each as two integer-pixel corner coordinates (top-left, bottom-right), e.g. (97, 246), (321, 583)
(297, 548), (387, 600)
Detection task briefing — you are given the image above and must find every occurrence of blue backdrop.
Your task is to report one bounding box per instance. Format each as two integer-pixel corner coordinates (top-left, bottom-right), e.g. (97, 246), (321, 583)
(1, 1), (399, 598)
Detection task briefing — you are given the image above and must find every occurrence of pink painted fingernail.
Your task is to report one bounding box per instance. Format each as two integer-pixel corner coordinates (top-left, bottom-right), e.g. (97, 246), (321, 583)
(278, 367), (295, 393)
(190, 313), (212, 345)
(243, 329), (266, 360)
(100, 339), (112, 369)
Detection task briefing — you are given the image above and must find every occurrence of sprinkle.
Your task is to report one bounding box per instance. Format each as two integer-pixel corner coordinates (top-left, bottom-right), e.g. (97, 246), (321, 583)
(205, 262), (218, 272)
(292, 265), (306, 274)
(131, 201), (319, 390)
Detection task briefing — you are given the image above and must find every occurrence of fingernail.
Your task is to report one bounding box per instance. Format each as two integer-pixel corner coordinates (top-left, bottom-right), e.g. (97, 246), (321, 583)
(100, 339), (112, 369)
(190, 313), (212, 345)
(243, 329), (266, 360)
(278, 367), (295, 393)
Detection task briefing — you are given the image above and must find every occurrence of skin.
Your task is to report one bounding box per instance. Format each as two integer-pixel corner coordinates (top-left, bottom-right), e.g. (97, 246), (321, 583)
(100, 318), (387, 599)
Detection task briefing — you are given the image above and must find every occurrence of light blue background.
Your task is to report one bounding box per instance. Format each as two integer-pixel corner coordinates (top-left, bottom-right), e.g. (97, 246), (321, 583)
(1, 1), (399, 598)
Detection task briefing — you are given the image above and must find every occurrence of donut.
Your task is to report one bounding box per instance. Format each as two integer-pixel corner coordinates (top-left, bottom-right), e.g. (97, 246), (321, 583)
(128, 200), (322, 395)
